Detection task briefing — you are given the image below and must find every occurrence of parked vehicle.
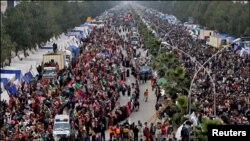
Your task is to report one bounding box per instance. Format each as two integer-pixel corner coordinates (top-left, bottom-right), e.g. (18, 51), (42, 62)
(139, 66), (153, 80)
(53, 115), (74, 141)
(131, 35), (140, 46)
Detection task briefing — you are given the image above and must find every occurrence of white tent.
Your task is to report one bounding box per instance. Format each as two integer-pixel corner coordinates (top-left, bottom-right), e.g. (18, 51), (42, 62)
(13, 79), (20, 87)
(5, 66), (27, 77)
(11, 61), (38, 76)
(0, 90), (10, 103)
(1, 73), (16, 82)
(232, 38), (241, 44)
(65, 50), (72, 56)
(75, 26), (89, 36)
(240, 47), (249, 57)
(10, 63), (34, 75)
(1, 82), (4, 90)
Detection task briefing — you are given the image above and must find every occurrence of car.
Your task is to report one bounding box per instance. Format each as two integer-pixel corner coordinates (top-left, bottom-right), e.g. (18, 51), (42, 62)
(131, 36), (140, 46)
(139, 66), (153, 80)
(53, 115), (74, 141)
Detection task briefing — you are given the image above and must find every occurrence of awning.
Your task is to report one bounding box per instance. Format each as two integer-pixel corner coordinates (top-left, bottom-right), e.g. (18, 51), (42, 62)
(6, 84), (18, 95)
(22, 71), (33, 83)
(0, 78), (9, 87)
(0, 69), (21, 80)
(0, 90), (10, 103)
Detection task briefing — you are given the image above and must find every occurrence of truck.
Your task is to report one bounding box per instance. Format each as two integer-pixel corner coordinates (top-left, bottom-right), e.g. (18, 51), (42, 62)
(42, 51), (71, 78)
(53, 115), (74, 141)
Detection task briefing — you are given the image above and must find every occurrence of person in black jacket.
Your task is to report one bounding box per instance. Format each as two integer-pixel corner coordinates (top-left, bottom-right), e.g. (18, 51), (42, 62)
(127, 85), (131, 96)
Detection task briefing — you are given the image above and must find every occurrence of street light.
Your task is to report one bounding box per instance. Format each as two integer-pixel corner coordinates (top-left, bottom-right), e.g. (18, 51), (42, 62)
(137, 7), (218, 116)
(161, 41), (217, 116)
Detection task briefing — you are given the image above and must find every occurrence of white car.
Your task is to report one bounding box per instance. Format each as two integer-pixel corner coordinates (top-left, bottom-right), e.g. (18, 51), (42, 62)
(53, 115), (73, 141)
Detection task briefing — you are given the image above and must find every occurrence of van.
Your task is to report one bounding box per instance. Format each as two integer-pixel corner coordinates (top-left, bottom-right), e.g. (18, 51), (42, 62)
(53, 115), (73, 141)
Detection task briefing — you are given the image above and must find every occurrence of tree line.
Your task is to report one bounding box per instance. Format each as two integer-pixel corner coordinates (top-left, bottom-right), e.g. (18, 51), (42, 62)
(137, 1), (250, 37)
(1, 1), (118, 66)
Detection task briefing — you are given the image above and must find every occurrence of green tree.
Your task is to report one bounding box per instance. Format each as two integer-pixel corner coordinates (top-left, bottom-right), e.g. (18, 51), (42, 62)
(192, 117), (223, 141)
(1, 26), (17, 66)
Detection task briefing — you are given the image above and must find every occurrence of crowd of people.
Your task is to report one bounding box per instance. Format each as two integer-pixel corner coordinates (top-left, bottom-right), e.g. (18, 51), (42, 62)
(135, 5), (250, 125)
(2, 3), (248, 141)
(0, 4), (174, 141)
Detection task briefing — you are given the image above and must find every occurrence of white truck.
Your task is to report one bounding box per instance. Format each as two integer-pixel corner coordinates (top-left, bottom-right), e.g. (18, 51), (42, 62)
(53, 115), (74, 141)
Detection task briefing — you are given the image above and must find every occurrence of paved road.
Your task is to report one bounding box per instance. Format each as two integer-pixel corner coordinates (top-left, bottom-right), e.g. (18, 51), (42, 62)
(104, 30), (157, 140)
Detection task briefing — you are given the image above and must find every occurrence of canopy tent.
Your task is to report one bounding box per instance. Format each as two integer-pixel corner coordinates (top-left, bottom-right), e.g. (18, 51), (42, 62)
(82, 24), (94, 32)
(22, 71), (33, 83)
(227, 36), (236, 43)
(66, 30), (82, 37)
(1, 73), (16, 88)
(5, 84), (18, 95)
(0, 74), (16, 82)
(0, 68), (21, 80)
(240, 47), (249, 57)
(11, 61), (38, 76)
(71, 28), (84, 34)
(67, 45), (79, 59)
(232, 38), (241, 44)
(1, 82), (4, 91)
(0, 90), (10, 103)
(41, 41), (53, 49)
(13, 79), (20, 87)
(64, 50), (72, 56)
(84, 21), (91, 24)
(25, 49), (51, 64)
(0, 78), (9, 88)
(8, 64), (30, 77)
(25, 54), (43, 65)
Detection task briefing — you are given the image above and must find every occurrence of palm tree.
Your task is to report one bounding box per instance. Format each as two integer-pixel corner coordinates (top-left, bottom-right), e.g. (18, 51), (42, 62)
(170, 95), (188, 126)
(192, 117), (223, 141)
(163, 67), (190, 99)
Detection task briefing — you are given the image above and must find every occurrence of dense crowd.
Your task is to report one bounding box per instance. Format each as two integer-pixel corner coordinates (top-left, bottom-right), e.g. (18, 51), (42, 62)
(0, 7), (134, 141)
(136, 6), (250, 125)
(0, 5), (175, 141)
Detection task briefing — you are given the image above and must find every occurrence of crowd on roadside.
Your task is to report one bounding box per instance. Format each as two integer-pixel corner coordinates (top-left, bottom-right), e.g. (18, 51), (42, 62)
(135, 5), (250, 126)
(0, 4), (178, 141)
(0, 6), (143, 141)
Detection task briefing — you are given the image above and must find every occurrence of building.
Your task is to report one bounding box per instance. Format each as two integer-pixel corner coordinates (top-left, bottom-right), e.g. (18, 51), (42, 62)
(199, 29), (214, 40)
(208, 34), (235, 48)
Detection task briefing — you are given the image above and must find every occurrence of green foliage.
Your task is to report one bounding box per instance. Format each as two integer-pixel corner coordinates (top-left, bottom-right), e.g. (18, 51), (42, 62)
(1, 26), (17, 66)
(193, 117), (223, 141)
(138, 1), (250, 37)
(1, 1), (117, 64)
(177, 95), (187, 110)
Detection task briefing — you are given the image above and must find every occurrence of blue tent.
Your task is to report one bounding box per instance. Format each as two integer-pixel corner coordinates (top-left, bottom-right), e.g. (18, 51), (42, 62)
(0, 69), (21, 80)
(7, 85), (18, 95)
(22, 71), (33, 83)
(84, 22), (91, 25)
(68, 45), (79, 59)
(0, 78), (9, 87)
(87, 27), (92, 34)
